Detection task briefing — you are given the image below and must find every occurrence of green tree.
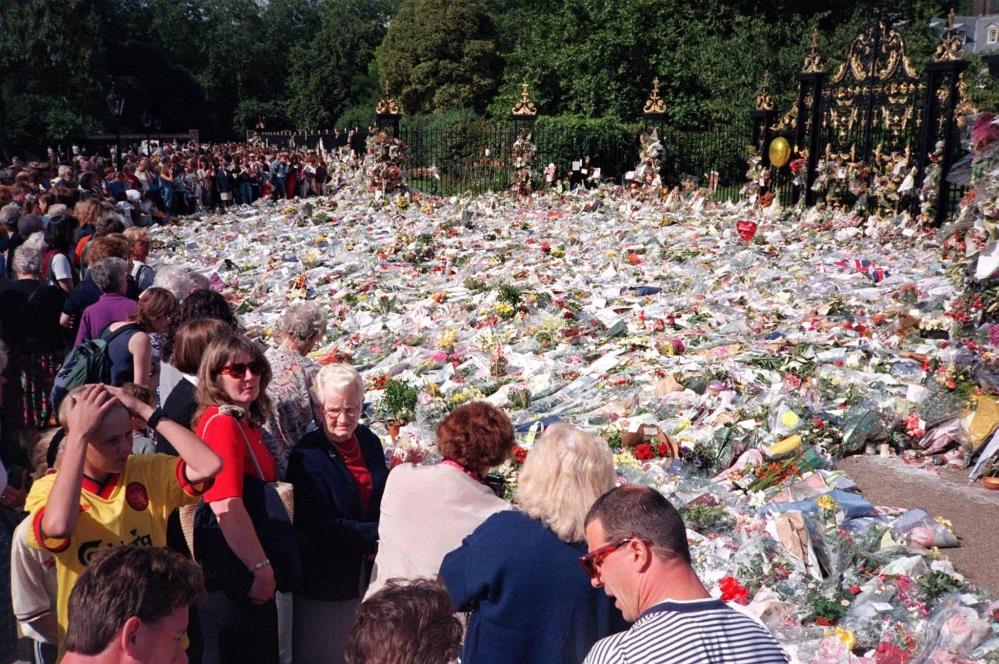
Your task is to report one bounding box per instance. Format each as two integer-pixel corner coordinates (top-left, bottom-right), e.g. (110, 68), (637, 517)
(378, 0), (502, 114)
(287, 0), (393, 131)
(0, 0), (109, 154)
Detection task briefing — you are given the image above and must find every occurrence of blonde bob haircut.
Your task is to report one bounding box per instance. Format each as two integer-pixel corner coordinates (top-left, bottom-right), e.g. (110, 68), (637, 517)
(311, 363), (364, 406)
(515, 422), (616, 543)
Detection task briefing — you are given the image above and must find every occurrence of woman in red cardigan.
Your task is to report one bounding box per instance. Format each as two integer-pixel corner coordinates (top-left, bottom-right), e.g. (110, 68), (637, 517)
(193, 334), (279, 664)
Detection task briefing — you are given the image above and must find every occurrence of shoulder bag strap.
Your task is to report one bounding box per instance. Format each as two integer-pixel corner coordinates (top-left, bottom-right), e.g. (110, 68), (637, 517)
(101, 322), (142, 345)
(201, 411), (266, 482)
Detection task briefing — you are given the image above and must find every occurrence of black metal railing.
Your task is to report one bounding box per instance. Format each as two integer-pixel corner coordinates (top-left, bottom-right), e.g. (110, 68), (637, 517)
(253, 121), (752, 199)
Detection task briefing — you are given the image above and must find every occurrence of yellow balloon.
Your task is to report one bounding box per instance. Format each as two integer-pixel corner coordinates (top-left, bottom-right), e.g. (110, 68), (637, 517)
(769, 137), (791, 168)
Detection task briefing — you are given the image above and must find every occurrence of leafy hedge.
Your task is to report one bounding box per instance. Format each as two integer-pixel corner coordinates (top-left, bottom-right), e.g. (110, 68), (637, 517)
(533, 115), (638, 181)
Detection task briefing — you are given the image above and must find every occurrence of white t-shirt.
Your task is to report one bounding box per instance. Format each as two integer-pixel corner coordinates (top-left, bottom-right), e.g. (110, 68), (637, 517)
(11, 516), (57, 643)
(50, 253), (73, 282)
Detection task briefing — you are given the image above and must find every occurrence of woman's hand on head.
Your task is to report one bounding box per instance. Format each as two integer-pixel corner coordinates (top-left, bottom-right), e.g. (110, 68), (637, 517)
(65, 385), (118, 442)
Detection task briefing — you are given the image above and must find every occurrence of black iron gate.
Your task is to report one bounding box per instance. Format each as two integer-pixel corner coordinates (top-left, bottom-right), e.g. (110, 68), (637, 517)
(822, 19), (924, 162)
(754, 14), (974, 223)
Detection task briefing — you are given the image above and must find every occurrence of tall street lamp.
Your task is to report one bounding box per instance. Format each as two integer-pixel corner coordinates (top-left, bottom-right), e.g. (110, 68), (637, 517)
(106, 83), (125, 169)
(142, 109), (155, 157)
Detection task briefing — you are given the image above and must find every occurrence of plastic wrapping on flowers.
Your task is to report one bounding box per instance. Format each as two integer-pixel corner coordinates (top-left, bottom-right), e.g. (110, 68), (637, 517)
(152, 149), (999, 660)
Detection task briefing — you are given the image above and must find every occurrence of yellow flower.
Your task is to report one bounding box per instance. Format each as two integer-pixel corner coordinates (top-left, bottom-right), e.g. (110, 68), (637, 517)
(933, 516), (953, 531)
(613, 452), (640, 470)
(833, 627), (855, 651)
(494, 302), (516, 318)
(816, 495), (838, 511)
(438, 328), (459, 348)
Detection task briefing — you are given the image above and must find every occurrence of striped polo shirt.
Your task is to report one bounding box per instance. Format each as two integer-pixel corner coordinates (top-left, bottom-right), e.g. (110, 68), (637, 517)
(583, 598), (789, 664)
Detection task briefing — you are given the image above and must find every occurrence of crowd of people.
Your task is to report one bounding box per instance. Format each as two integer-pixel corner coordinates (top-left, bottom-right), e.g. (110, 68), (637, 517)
(2, 133), (368, 225)
(0, 148), (791, 664)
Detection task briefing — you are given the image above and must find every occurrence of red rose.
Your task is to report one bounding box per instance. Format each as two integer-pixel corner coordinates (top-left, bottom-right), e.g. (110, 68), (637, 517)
(719, 576), (749, 605)
(658, 443), (669, 457)
(513, 446), (528, 463)
(634, 444), (654, 461)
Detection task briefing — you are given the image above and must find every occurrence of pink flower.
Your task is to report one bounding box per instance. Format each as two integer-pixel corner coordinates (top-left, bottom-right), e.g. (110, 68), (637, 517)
(972, 113), (999, 150)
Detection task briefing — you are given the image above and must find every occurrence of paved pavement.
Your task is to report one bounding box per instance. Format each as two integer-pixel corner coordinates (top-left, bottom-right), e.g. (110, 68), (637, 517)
(836, 454), (999, 594)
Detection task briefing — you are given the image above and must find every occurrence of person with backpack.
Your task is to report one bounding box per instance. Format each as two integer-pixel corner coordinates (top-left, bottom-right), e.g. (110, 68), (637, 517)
(41, 213), (79, 294)
(123, 227), (155, 292)
(73, 258), (137, 348)
(104, 287), (177, 391)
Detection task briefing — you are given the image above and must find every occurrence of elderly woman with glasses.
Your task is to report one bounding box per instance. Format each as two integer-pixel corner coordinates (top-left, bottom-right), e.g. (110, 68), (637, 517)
(439, 423), (627, 664)
(286, 363), (388, 664)
(193, 334), (280, 664)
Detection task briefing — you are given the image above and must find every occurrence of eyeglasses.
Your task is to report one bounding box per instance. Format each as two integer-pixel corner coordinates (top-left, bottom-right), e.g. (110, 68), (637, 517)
(220, 361), (265, 378)
(578, 538), (650, 579)
(324, 406), (361, 419)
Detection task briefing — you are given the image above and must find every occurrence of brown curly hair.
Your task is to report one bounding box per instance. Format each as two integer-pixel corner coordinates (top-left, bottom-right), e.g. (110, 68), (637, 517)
(73, 198), (102, 228)
(345, 578), (461, 664)
(85, 234), (130, 264)
(436, 401), (514, 471)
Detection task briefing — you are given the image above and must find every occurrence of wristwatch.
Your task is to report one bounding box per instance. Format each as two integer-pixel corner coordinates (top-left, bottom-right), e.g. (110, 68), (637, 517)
(146, 407), (168, 430)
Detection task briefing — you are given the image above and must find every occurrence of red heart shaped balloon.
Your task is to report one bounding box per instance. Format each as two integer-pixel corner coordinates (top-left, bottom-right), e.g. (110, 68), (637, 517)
(736, 220), (757, 243)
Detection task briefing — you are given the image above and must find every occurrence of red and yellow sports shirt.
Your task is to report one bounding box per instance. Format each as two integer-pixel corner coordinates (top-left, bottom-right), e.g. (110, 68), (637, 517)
(24, 453), (209, 651)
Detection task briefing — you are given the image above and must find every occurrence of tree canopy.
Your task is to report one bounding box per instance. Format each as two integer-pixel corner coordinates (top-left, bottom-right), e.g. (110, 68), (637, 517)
(0, 0), (986, 155)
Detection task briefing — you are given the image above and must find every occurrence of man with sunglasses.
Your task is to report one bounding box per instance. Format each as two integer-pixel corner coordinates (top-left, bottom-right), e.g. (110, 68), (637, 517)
(581, 486), (788, 664)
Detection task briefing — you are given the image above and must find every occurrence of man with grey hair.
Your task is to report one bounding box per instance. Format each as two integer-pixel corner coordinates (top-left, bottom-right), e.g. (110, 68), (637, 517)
(151, 264), (207, 302)
(73, 257), (137, 347)
(0, 245), (66, 428)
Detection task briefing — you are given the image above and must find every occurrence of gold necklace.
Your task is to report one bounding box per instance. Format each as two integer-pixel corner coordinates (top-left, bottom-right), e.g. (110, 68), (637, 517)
(329, 434), (359, 457)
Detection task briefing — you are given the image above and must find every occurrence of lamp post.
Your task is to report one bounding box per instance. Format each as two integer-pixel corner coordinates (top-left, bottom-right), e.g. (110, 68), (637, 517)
(106, 83), (125, 169)
(142, 109), (155, 157)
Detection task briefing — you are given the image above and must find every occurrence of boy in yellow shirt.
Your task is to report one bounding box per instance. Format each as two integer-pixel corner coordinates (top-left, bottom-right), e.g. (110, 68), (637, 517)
(24, 384), (223, 653)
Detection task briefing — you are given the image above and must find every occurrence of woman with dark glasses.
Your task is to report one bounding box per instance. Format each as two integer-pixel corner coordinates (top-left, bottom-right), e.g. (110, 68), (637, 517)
(440, 422), (627, 664)
(192, 334), (281, 664)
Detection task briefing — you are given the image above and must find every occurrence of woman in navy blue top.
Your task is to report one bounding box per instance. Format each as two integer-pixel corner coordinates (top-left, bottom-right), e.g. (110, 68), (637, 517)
(286, 363), (388, 664)
(104, 287), (177, 387)
(440, 423), (628, 664)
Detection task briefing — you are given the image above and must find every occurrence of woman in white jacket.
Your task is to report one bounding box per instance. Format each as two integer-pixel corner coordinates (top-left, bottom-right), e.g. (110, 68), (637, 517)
(365, 401), (514, 598)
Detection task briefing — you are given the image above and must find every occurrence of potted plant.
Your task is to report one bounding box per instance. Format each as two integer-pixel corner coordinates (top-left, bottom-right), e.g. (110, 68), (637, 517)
(379, 378), (418, 441)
